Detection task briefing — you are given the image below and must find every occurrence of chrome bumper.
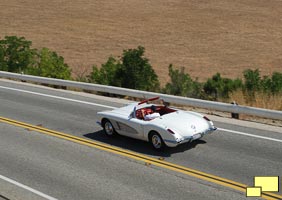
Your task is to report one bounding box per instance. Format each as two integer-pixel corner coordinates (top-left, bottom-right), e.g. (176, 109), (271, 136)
(164, 127), (217, 146)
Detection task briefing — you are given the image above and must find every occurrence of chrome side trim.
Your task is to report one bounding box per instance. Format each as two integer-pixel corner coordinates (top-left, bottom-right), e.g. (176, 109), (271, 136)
(116, 121), (139, 134)
(163, 139), (178, 144)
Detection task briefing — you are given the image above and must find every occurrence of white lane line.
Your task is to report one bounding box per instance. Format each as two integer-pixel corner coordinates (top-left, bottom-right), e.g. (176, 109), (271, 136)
(1, 85), (281, 143)
(0, 85), (116, 109)
(0, 174), (57, 200)
(218, 128), (282, 143)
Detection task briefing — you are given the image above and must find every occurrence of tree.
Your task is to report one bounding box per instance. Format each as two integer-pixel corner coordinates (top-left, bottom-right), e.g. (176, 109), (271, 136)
(89, 46), (160, 92)
(204, 73), (242, 100)
(0, 45), (8, 71)
(245, 70), (282, 95)
(243, 69), (261, 91)
(163, 64), (195, 96)
(117, 46), (160, 91)
(261, 75), (272, 94)
(0, 36), (36, 72)
(89, 56), (121, 86)
(27, 47), (71, 79)
(271, 72), (282, 94)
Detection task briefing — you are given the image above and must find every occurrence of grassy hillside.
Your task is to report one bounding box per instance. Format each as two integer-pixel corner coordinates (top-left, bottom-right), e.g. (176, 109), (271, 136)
(1, 0), (282, 84)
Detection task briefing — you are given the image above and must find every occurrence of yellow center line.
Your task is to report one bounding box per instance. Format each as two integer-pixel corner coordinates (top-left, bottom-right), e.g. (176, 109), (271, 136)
(1, 116), (281, 200)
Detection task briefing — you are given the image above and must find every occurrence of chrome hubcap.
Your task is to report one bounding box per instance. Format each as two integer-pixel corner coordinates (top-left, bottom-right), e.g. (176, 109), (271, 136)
(105, 121), (113, 135)
(152, 135), (162, 149)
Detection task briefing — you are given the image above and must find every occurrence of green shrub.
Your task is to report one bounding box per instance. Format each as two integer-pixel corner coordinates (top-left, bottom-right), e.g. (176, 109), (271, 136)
(204, 73), (242, 100)
(0, 36), (71, 79)
(89, 56), (121, 86)
(27, 48), (71, 80)
(243, 69), (261, 98)
(89, 46), (160, 92)
(0, 36), (36, 73)
(243, 69), (282, 99)
(117, 46), (160, 91)
(163, 64), (194, 96)
(270, 72), (282, 94)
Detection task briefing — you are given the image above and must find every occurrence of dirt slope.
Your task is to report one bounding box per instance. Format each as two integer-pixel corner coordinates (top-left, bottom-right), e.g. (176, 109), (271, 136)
(1, 0), (282, 84)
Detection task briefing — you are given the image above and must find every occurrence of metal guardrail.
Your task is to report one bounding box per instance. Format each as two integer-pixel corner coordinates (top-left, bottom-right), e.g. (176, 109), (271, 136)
(0, 71), (281, 120)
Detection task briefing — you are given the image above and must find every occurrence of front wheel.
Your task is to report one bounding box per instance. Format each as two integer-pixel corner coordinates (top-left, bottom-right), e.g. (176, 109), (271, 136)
(149, 132), (165, 150)
(102, 119), (116, 136)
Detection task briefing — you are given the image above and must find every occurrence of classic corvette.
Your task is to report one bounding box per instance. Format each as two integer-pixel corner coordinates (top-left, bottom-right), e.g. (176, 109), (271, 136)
(97, 97), (217, 150)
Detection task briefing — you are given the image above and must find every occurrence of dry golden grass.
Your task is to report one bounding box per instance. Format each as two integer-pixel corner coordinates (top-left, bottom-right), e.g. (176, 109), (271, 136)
(229, 90), (282, 110)
(1, 0), (282, 85)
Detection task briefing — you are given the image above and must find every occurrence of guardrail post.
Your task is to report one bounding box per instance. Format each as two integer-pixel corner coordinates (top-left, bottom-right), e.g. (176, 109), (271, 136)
(231, 101), (239, 119)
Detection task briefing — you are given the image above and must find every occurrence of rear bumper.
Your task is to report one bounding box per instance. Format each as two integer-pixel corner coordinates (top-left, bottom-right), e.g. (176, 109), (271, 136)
(205, 127), (217, 134)
(164, 126), (217, 147)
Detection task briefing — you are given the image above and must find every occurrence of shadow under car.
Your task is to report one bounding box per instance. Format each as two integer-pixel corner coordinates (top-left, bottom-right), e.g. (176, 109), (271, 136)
(83, 130), (207, 157)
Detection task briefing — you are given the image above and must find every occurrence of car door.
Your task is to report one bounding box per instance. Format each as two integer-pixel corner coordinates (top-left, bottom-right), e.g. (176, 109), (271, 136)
(114, 117), (145, 140)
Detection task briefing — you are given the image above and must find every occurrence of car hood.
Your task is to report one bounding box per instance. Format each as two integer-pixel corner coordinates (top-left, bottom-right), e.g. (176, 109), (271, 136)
(154, 111), (212, 136)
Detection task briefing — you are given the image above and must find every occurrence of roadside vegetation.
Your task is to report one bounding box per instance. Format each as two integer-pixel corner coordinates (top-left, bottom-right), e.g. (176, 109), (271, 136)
(0, 36), (71, 79)
(88, 46), (160, 92)
(1, 36), (281, 110)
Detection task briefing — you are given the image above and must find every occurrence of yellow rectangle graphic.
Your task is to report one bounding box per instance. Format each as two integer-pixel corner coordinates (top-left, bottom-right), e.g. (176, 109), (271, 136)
(254, 176), (279, 192)
(246, 187), (261, 197)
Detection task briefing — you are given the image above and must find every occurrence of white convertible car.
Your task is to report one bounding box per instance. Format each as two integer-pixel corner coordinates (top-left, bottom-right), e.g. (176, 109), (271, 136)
(97, 97), (217, 150)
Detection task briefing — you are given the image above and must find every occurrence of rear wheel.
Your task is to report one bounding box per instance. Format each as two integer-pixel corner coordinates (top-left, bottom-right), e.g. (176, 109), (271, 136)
(149, 131), (165, 150)
(102, 119), (116, 136)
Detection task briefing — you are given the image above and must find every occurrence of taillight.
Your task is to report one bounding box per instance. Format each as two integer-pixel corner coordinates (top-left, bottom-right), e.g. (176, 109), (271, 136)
(203, 116), (210, 121)
(167, 128), (175, 134)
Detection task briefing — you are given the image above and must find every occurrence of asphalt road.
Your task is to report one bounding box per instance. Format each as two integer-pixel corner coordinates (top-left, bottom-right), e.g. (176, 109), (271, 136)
(1, 79), (281, 200)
